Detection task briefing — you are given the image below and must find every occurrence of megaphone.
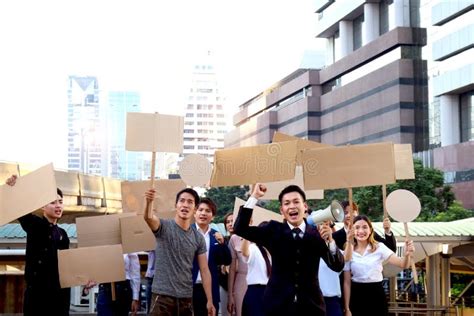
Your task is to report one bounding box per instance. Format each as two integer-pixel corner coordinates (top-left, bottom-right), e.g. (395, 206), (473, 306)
(307, 200), (344, 227)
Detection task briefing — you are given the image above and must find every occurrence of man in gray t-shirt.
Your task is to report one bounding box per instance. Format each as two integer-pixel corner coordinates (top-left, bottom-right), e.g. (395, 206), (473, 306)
(144, 187), (215, 316)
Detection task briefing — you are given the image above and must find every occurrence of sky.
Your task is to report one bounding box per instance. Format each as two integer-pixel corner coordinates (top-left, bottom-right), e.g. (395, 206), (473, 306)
(0, 0), (325, 169)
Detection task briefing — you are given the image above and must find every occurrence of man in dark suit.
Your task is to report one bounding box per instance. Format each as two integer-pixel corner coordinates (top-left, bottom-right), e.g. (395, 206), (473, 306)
(234, 184), (344, 316)
(6, 175), (70, 316)
(192, 197), (232, 315)
(332, 201), (397, 252)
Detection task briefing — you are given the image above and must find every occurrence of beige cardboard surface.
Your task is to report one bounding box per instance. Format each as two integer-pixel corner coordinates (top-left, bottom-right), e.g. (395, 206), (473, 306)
(0, 163), (57, 226)
(179, 154), (212, 187)
(272, 132), (330, 165)
(302, 142), (396, 190)
(121, 179), (186, 214)
(210, 141), (298, 187)
(120, 216), (156, 253)
(0, 162), (19, 184)
(394, 144), (415, 180)
(263, 166), (324, 200)
(386, 189), (421, 222)
(58, 244), (126, 288)
(125, 112), (184, 153)
(76, 213), (135, 248)
(233, 197), (283, 226)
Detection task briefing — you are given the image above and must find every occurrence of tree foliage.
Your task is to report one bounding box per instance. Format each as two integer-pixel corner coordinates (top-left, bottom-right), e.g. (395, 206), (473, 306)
(205, 185), (249, 222)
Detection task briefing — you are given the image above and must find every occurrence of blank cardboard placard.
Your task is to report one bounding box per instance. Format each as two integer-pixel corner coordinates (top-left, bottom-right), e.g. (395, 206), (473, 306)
(76, 213), (135, 248)
(394, 144), (415, 180)
(386, 189), (421, 222)
(210, 141), (298, 187)
(121, 179), (186, 214)
(233, 197), (283, 226)
(0, 163), (57, 226)
(58, 244), (126, 288)
(179, 154), (212, 187)
(302, 142), (396, 190)
(272, 132), (330, 165)
(120, 216), (156, 253)
(125, 112), (184, 153)
(263, 166), (324, 200)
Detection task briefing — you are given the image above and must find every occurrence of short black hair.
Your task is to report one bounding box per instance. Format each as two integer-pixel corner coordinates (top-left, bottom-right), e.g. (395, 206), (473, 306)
(175, 188), (200, 205)
(199, 197), (217, 216)
(341, 200), (350, 210)
(57, 188), (63, 198)
(278, 185), (306, 204)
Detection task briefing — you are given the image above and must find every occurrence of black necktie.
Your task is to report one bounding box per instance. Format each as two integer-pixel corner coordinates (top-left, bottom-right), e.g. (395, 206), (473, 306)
(292, 227), (302, 240)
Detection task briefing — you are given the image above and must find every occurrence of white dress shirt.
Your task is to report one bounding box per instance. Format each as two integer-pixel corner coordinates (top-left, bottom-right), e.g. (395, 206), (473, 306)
(145, 250), (155, 278)
(343, 243), (394, 283)
(318, 258), (341, 297)
(195, 224), (211, 283)
(124, 253), (141, 300)
(244, 243), (270, 285)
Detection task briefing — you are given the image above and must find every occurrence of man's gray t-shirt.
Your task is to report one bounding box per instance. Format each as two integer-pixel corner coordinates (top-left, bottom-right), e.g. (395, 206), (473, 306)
(152, 219), (207, 298)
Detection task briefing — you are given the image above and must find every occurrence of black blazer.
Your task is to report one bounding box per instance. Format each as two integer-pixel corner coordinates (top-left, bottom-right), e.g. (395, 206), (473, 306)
(234, 206), (345, 316)
(19, 214), (70, 316)
(333, 227), (397, 252)
(192, 227), (232, 307)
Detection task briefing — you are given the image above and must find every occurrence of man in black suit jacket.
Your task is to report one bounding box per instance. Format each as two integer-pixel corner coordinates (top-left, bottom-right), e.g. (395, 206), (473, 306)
(332, 201), (397, 252)
(234, 184), (344, 316)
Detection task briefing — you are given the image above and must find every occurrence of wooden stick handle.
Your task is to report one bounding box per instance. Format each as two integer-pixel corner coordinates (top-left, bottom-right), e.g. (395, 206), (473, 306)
(404, 222), (418, 284)
(146, 152), (157, 219)
(111, 282), (116, 301)
(382, 184), (388, 219)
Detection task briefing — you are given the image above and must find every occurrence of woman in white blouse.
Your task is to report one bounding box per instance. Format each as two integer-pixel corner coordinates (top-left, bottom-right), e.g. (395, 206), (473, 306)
(241, 231), (271, 316)
(343, 215), (414, 316)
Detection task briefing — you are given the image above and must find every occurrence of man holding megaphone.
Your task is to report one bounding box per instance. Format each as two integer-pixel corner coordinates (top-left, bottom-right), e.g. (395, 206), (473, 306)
(234, 184), (344, 316)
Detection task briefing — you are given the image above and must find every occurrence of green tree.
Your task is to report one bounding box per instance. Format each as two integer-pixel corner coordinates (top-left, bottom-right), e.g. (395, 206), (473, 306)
(205, 185), (250, 222)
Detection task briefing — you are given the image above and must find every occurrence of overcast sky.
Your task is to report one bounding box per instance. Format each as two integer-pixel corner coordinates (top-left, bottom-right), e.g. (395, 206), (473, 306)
(0, 0), (325, 169)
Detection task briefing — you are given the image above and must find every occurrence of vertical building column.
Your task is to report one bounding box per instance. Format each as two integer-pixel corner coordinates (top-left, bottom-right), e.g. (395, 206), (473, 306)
(390, 0), (410, 29)
(363, 3), (379, 45)
(426, 254), (442, 308)
(339, 20), (353, 59)
(440, 94), (460, 146)
(440, 256), (451, 307)
(326, 37), (335, 65)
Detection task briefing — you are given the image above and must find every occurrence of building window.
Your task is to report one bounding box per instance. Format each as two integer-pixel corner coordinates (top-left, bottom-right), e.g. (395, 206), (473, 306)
(184, 145), (194, 150)
(353, 14), (364, 50)
(461, 91), (474, 142)
(187, 104), (194, 109)
(185, 121), (194, 125)
(186, 113), (194, 118)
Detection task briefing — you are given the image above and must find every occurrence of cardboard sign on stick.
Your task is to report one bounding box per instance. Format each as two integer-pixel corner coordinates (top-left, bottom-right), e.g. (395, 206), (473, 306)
(263, 166), (324, 200)
(233, 197), (283, 226)
(394, 144), (415, 180)
(272, 132), (330, 165)
(121, 179), (186, 214)
(76, 213), (135, 248)
(179, 154), (212, 187)
(125, 112), (184, 153)
(211, 141), (298, 187)
(0, 163), (57, 226)
(386, 189), (421, 223)
(120, 216), (156, 253)
(302, 142), (396, 190)
(58, 244), (126, 288)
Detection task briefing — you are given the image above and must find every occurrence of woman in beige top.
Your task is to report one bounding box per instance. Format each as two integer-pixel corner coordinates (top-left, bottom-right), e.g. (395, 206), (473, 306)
(227, 234), (248, 316)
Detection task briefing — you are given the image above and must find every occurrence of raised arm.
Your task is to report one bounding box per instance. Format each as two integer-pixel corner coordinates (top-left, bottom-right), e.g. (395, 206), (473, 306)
(144, 188), (161, 232)
(197, 253), (216, 316)
(387, 240), (414, 269)
(319, 223), (345, 272)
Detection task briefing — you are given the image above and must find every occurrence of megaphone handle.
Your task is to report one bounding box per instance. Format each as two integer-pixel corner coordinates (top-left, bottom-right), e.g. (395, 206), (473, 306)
(403, 222), (418, 284)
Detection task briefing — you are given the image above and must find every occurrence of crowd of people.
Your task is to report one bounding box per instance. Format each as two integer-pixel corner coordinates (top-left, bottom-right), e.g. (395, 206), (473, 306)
(6, 174), (415, 316)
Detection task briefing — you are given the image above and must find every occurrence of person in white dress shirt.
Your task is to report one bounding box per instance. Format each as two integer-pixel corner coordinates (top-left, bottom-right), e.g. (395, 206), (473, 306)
(343, 215), (414, 316)
(240, 223), (271, 316)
